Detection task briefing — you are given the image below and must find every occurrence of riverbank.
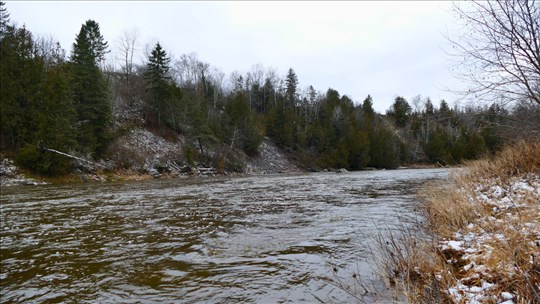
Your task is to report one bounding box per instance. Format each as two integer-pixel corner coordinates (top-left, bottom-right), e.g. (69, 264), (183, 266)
(0, 159), (239, 186)
(0, 158), (48, 186)
(0, 133), (305, 186)
(387, 141), (540, 303)
(0, 160), (445, 187)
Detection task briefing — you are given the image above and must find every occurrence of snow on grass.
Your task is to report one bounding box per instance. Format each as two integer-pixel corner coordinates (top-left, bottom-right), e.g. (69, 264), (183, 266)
(438, 175), (540, 304)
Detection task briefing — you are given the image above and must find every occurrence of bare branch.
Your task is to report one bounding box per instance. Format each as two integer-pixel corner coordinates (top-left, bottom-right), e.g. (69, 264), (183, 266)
(447, 0), (540, 106)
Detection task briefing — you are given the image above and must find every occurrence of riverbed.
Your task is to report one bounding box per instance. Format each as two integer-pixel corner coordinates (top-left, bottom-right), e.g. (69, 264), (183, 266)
(0, 168), (448, 303)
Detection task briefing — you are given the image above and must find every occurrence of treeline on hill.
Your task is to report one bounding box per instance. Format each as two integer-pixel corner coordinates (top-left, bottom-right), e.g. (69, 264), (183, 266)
(1, 11), (537, 176)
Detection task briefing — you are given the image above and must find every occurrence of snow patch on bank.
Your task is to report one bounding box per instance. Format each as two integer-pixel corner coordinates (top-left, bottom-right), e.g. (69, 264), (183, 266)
(115, 128), (186, 173)
(439, 175), (540, 304)
(112, 129), (300, 175)
(0, 158), (46, 186)
(245, 138), (301, 174)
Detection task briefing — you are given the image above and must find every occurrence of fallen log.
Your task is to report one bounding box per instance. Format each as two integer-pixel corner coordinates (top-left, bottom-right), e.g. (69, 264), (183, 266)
(39, 144), (106, 169)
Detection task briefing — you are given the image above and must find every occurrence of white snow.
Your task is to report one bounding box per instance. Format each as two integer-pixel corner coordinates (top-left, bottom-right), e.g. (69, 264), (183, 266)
(440, 240), (464, 251)
(448, 281), (495, 304)
(440, 175), (540, 304)
(501, 291), (514, 300)
(0, 158), (47, 186)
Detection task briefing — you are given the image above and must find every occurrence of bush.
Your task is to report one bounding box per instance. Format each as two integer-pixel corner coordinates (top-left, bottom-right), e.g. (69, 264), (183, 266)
(106, 142), (145, 171)
(184, 145), (196, 166)
(16, 144), (73, 176)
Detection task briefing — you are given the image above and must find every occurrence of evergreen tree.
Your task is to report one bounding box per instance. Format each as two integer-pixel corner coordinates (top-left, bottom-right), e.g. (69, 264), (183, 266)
(438, 99), (451, 121)
(424, 98), (434, 116)
(362, 95), (375, 117)
(426, 126), (453, 164)
(368, 126), (400, 169)
(346, 116), (370, 169)
(84, 20), (109, 64)
(388, 96), (411, 128)
(481, 104), (504, 153)
(0, 1), (10, 40)
(462, 130), (486, 160)
(267, 99), (295, 148)
(285, 68), (298, 107)
(18, 64), (78, 175)
(361, 95), (375, 130)
(1, 22), (77, 174)
(70, 20), (111, 156)
(144, 42), (172, 127)
(71, 20), (109, 67)
(225, 92), (263, 156)
(0, 25), (41, 150)
(263, 77), (276, 111)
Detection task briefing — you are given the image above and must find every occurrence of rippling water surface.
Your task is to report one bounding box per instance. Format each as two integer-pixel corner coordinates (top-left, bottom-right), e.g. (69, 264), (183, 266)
(1, 168), (447, 303)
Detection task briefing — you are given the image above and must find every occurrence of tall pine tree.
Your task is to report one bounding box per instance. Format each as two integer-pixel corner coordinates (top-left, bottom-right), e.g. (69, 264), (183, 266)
(1, 19), (78, 174)
(285, 68), (298, 108)
(144, 42), (172, 127)
(70, 20), (111, 156)
(0, 1), (10, 40)
(0, 25), (41, 150)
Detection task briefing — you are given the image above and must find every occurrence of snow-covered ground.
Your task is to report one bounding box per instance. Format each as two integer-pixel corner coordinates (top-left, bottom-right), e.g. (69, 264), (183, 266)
(1, 128), (301, 186)
(112, 128), (300, 175)
(0, 158), (46, 186)
(439, 174), (540, 304)
(112, 128), (186, 174)
(244, 138), (301, 174)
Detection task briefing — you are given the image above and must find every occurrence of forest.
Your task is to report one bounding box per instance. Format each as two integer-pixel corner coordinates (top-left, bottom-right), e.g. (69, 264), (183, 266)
(1, 2), (538, 176)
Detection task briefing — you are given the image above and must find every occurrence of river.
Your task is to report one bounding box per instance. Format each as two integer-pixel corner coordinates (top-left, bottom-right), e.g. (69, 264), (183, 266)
(0, 168), (448, 303)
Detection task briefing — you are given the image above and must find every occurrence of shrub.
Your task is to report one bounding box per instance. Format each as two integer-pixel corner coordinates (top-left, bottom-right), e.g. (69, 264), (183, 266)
(16, 144), (73, 176)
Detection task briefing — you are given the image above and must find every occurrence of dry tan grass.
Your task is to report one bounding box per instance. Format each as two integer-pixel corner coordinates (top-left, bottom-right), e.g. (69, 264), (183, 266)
(463, 140), (540, 181)
(420, 181), (483, 238)
(382, 141), (540, 303)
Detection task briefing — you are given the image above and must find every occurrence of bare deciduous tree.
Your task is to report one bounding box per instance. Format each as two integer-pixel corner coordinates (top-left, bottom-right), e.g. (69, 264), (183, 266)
(173, 52), (204, 89)
(117, 27), (139, 81)
(35, 34), (66, 67)
(448, 0), (540, 106)
(113, 28), (141, 112)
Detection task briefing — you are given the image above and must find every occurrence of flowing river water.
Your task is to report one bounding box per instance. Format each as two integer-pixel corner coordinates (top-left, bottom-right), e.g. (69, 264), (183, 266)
(1, 168), (448, 303)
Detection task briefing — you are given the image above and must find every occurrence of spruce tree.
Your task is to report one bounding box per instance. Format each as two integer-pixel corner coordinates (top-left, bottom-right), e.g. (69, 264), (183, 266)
(0, 1), (10, 40)
(424, 98), (434, 116)
(285, 68), (298, 107)
(70, 20), (111, 156)
(18, 63), (78, 175)
(1, 22), (78, 174)
(144, 42), (172, 127)
(362, 95), (375, 117)
(0, 25), (40, 150)
(84, 20), (109, 64)
(362, 95), (375, 130)
(388, 96), (412, 128)
(225, 91), (263, 156)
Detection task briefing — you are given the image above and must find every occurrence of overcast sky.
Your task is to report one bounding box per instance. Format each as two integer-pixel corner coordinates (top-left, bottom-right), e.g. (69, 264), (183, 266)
(7, 1), (464, 113)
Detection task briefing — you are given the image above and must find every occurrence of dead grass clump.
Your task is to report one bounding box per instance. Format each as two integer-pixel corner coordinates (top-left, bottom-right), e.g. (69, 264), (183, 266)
(381, 140), (540, 303)
(464, 140), (540, 181)
(375, 226), (453, 304)
(420, 181), (482, 238)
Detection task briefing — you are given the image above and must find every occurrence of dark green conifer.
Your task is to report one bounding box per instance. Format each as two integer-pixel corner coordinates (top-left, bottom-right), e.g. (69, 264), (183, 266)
(144, 42), (172, 127)
(70, 19), (111, 156)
